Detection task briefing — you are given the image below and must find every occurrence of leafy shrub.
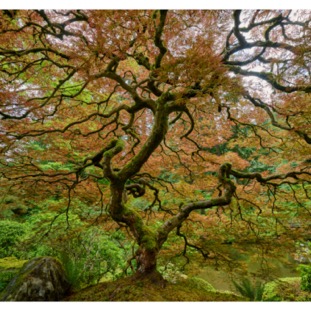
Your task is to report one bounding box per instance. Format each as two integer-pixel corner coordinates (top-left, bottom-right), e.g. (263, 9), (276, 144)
(262, 277), (311, 301)
(298, 265), (311, 292)
(0, 270), (15, 292)
(232, 277), (265, 301)
(0, 220), (29, 257)
(55, 227), (130, 289)
(3, 210), (82, 259)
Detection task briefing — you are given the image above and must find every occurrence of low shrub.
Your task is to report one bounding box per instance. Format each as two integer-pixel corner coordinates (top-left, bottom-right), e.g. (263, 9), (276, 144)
(0, 220), (29, 257)
(298, 265), (311, 292)
(262, 277), (311, 301)
(55, 227), (130, 289)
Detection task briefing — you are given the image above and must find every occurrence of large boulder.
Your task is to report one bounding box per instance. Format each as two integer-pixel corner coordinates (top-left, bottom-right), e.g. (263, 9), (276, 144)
(0, 256), (70, 301)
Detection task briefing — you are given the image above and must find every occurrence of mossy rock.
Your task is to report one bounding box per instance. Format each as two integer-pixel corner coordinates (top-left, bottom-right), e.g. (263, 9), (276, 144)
(0, 257), (28, 293)
(64, 274), (246, 301)
(263, 277), (311, 301)
(185, 276), (216, 292)
(0, 256), (70, 301)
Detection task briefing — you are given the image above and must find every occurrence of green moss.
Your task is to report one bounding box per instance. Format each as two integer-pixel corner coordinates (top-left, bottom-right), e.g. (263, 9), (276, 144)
(0, 257), (28, 270)
(140, 227), (157, 250)
(124, 207), (157, 251)
(104, 139), (124, 158)
(64, 275), (246, 301)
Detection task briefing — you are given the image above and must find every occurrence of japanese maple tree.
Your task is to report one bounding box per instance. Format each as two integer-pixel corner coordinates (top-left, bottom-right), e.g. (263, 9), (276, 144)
(0, 10), (310, 279)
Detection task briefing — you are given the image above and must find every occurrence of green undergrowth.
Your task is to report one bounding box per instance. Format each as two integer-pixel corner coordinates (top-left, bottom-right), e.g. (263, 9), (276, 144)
(64, 275), (246, 301)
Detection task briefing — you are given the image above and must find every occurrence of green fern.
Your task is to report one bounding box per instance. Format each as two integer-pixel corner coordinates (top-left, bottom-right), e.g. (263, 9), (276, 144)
(232, 277), (265, 301)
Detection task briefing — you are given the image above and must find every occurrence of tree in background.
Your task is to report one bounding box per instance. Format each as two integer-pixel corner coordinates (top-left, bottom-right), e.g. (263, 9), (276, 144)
(0, 10), (310, 279)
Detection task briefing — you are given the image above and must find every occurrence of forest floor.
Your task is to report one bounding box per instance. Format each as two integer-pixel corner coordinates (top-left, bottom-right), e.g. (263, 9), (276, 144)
(64, 274), (247, 301)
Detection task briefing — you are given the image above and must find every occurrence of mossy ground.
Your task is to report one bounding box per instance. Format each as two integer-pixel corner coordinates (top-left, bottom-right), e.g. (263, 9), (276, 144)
(64, 274), (246, 301)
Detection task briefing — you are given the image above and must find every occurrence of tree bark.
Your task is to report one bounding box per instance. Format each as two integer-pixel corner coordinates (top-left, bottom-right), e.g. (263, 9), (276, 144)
(135, 246), (158, 275)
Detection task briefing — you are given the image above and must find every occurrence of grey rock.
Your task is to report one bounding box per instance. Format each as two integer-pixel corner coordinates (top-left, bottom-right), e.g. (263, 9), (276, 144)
(0, 256), (70, 301)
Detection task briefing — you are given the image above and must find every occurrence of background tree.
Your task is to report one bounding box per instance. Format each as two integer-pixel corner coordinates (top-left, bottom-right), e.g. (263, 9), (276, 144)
(0, 10), (310, 280)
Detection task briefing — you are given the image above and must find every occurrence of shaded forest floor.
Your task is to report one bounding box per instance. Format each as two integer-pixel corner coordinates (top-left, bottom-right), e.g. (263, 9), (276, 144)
(64, 274), (246, 302)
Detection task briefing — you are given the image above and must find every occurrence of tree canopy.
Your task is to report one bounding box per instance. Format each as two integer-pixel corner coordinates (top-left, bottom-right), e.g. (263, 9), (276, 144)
(0, 10), (310, 278)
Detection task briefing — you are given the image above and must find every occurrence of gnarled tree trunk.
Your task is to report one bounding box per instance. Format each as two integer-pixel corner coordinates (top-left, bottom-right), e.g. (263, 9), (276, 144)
(134, 246), (165, 285)
(108, 180), (163, 280)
